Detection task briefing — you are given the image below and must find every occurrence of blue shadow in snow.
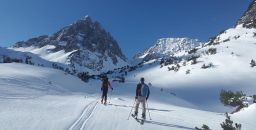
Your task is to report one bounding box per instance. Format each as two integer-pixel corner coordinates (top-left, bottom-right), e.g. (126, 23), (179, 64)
(108, 103), (173, 112)
(141, 119), (194, 130)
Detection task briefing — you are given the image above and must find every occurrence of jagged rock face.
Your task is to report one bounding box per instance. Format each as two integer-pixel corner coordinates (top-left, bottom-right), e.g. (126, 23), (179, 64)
(237, 0), (256, 28)
(134, 38), (203, 62)
(208, 0), (256, 45)
(14, 35), (50, 48)
(12, 16), (127, 72)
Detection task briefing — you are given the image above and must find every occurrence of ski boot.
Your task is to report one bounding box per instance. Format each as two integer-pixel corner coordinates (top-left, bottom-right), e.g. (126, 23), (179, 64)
(142, 113), (146, 120)
(132, 112), (138, 119)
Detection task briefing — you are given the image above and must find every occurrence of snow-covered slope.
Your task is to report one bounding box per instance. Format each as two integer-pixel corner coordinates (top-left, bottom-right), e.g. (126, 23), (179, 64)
(12, 45), (76, 63)
(0, 63), (254, 130)
(134, 38), (203, 62)
(0, 47), (66, 68)
(0, 47), (84, 75)
(0, 63), (97, 96)
(10, 16), (128, 74)
(0, 63), (226, 130)
(232, 104), (256, 130)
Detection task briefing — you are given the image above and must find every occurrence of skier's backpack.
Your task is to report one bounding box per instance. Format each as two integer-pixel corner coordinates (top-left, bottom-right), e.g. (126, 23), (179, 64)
(102, 80), (109, 89)
(137, 84), (142, 95)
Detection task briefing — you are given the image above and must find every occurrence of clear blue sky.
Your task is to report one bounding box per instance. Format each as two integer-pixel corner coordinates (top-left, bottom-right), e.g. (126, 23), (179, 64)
(0, 0), (252, 58)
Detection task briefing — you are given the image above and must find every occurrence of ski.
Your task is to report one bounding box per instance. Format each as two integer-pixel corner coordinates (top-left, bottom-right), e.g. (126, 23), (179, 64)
(100, 100), (107, 105)
(132, 115), (140, 124)
(131, 114), (139, 121)
(101, 101), (107, 106)
(131, 114), (145, 125)
(101, 103), (107, 105)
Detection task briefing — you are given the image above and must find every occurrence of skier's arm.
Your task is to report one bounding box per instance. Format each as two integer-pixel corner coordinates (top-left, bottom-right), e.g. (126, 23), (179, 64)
(146, 87), (150, 100)
(108, 81), (113, 90)
(135, 84), (140, 98)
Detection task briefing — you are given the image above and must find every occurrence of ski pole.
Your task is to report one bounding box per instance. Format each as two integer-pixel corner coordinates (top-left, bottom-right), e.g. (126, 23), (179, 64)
(146, 100), (152, 120)
(127, 99), (136, 120)
(109, 90), (113, 103)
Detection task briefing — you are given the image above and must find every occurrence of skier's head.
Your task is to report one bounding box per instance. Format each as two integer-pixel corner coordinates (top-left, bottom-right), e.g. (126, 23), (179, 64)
(140, 77), (145, 84)
(105, 76), (108, 81)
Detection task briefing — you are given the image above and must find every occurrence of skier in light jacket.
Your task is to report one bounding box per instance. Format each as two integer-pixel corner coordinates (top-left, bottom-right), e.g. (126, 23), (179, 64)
(133, 77), (150, 119)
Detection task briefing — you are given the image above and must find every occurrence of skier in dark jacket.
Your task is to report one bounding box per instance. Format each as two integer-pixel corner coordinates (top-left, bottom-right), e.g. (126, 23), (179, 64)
(133, 77), (150, 119)
(101, 77), (113, 104)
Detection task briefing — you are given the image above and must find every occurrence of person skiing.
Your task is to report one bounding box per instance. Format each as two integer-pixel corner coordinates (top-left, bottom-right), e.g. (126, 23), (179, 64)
(101, 77), (113, 105)
(133, 77), (150, 119)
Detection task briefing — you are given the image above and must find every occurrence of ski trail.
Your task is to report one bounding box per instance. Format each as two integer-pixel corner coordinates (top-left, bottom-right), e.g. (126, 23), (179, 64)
(68, 100), (98, 130)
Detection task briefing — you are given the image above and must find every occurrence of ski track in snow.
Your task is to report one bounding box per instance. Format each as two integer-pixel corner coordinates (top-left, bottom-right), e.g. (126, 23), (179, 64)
(68, 100), (99, 130)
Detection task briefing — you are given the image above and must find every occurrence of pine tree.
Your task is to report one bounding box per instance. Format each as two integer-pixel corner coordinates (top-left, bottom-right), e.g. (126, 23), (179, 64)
(220, 113), (241, 130)
(250, 59), (256, 67)
(191, 58), (197, 65)
(195, 124), (211, 130)
(219, 90), (244, 107)
(221, 113), (236, 130)
(186, 69), (190, 74)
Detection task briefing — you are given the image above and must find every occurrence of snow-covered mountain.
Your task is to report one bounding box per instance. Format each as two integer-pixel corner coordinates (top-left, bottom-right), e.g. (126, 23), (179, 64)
(134, 38), (203, 62)
(0, 1), (256, 130)
(10, 16), (128, 74)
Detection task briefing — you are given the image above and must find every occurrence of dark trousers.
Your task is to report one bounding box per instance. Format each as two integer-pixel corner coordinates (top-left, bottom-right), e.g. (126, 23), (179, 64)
(101, 89), (108, 102)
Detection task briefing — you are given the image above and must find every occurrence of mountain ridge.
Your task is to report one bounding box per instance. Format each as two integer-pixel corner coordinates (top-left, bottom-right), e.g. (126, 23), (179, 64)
(133, 37), (203, 62)
(11, 16), (128, 73)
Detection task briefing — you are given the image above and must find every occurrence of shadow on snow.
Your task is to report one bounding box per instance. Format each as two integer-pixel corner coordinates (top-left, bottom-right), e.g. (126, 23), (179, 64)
(144, 120), (194, 130)
(108, 103), (173, 112)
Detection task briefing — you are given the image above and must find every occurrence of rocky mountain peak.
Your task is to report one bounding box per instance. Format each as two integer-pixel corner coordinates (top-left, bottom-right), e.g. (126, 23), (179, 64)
(134, 37), (203, 62)
(237, 0), (256, 28)
(11, 16), (127, 73)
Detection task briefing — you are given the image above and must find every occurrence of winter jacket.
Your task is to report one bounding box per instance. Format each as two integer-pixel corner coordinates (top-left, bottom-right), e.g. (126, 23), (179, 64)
(101, 80), (112, 91)
(136, 83), (150, 99)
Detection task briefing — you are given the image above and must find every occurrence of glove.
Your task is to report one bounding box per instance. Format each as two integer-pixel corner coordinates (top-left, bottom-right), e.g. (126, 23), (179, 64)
(111, 88), (113, 90)
(146, 97), (148, 100)
(101, 88), (103, 91)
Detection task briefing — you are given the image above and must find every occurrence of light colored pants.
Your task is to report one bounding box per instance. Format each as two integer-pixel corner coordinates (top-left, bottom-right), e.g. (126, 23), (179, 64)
(134, 96), (146, 116)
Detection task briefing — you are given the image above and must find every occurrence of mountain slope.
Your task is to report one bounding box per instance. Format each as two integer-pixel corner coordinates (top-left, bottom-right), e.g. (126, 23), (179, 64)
(0, 47), (64, 68)
(237, 0), (256, 28)
(0, 63), (97, 96)
(232, 104), (256, 130)
(10, 16), (128, 74)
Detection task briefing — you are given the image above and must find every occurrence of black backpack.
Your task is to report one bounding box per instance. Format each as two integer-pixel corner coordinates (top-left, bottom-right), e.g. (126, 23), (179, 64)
(102, 80), (109, 89)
